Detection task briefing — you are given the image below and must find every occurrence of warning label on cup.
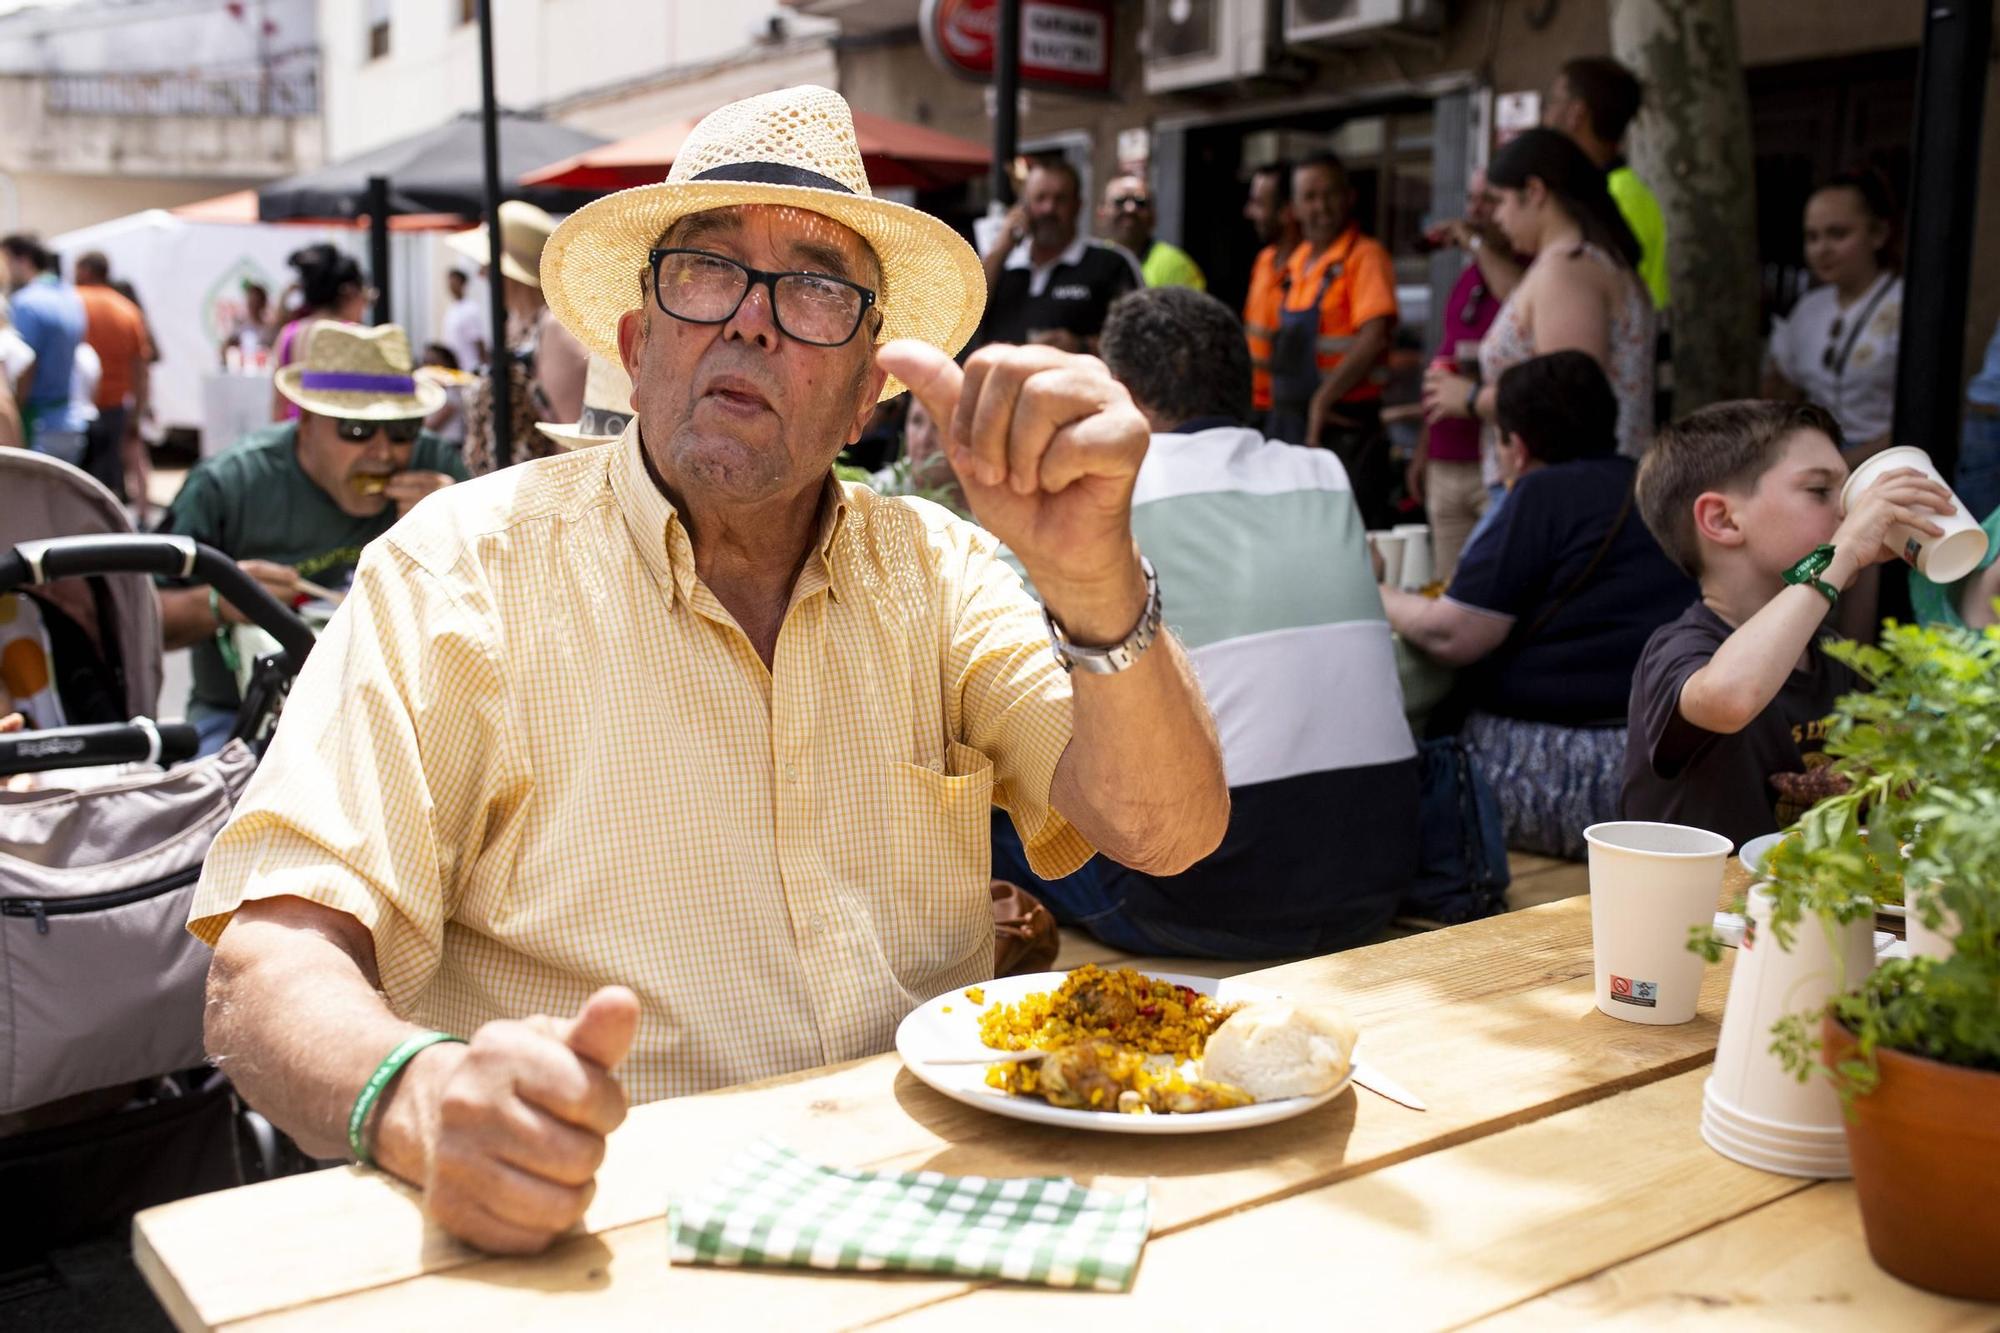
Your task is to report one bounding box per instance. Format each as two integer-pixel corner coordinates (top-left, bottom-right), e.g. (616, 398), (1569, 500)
(1609, 975), (1658, 1007)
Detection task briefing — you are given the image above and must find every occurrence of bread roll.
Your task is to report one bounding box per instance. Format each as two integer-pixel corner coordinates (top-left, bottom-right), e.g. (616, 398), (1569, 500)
(1199, 1000), (1357, 1101)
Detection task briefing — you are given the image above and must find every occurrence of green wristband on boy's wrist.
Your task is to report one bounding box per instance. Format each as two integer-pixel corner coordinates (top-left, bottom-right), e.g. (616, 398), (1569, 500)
(1782, 543), (1841, 606)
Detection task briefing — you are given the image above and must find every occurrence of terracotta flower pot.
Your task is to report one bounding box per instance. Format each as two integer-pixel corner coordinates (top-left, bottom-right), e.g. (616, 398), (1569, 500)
(1821, 1016), (2000, 1301)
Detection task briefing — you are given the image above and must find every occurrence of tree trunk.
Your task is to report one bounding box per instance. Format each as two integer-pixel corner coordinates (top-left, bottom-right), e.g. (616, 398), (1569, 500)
(1611, 0), (1761, 416)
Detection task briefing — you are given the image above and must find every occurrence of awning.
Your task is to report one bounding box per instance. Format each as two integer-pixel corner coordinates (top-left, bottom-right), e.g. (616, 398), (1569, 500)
(520, 110), (989, 193)
(170, 190), (467, 231)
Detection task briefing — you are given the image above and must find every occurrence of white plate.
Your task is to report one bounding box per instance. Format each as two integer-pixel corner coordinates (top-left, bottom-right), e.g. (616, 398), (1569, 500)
(1739, 832), (1907, 917)
(895, 970), (1356, 1135)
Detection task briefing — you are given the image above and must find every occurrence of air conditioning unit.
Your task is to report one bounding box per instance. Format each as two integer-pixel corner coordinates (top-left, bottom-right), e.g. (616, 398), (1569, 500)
(1142, 0), (1280, 93)
(1284, 0), (1442, 47)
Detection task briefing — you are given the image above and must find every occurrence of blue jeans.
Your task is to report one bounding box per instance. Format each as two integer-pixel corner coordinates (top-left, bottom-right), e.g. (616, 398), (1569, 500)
(189, 702), (237, 757)
(990, 813), (1340, 960)
(1959, 410), (2000, 524)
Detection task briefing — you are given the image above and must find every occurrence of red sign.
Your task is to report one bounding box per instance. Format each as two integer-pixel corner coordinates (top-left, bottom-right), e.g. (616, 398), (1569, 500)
(919, 0), (1115, 95)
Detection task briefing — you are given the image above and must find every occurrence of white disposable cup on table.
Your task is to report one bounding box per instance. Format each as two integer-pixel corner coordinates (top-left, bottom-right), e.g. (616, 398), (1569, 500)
(1370, 531), (1407, 588)
(1394, 524), (1433, 590)
(1583, 821), (1731, 1025)
(1703, 885), (1875, 1176)
(1840, 445), (1990, 584)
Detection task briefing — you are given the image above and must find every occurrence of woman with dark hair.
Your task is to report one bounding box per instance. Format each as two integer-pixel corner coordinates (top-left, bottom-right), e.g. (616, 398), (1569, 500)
(1422, 128), (1656, 484)
(270, 243), (372, 421)
(1763, 169), (1902, 456)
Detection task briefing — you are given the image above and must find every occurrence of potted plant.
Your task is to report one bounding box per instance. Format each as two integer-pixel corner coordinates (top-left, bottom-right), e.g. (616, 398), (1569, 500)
(1756, 618), (2000, 1301)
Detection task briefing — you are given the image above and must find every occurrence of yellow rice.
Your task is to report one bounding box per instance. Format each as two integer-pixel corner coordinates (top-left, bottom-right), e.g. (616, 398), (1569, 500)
(976, 964), (1233, 1060)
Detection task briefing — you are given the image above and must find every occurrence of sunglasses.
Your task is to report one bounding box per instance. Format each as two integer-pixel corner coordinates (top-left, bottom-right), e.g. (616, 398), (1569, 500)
(333, 417), (423, 444)
(1109, 195), (1153, 213)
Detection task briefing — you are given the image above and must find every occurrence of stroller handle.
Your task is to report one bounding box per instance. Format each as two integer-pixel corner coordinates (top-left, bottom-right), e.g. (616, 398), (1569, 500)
(0, 535), (318, 671)
(0, 719), (199, 774)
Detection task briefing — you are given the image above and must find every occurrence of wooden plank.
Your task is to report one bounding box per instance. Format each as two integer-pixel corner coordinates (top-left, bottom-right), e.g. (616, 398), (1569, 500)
(1506, 861), (1591, 911)
(1506, 851), (1575, 880)
(869, 1069), (1815, 1330)
(1466, 1183), (2000, 1330)
(135, 897), (1732, 1330)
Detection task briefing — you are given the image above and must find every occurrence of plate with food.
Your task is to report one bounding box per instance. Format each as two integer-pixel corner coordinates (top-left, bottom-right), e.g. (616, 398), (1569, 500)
(894, 964), (1358, 1134)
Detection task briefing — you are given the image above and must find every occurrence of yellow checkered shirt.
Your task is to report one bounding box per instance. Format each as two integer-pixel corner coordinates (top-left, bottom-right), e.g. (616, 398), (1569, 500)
(189, 425), (1092, 1103)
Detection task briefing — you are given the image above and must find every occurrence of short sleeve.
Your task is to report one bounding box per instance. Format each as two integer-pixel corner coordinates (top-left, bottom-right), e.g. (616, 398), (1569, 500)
(10, 296), (45, 349)
(944, 525), (1093, 879)
(186, 539), (516, 1011)
(1633, 617), (1724, 779)
(155, 466), (229, 583)
(1444, 478), (1554, 618)
(418, 433), (471, 481)
(1346, 240), (1400, 329)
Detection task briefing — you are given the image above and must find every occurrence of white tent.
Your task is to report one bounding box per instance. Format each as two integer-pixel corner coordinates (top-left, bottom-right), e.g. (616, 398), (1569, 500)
(48, 209), (359, 438)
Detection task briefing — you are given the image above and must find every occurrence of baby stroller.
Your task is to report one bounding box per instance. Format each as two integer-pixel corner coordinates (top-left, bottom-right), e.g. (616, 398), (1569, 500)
(0, 450), (318, 1256)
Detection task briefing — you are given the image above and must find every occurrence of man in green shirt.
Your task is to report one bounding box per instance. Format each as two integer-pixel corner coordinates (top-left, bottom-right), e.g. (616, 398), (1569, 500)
(159, 322), (466, 752)
(1097, 174), (1206, 292)
(1543, 56), (1669, 310)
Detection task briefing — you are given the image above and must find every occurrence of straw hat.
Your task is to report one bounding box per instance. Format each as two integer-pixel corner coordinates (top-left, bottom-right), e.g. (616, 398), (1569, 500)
(274, 322), (445, 420)
(447, 200), (556, 289)
(536, 354), (634, 449)
(539, 85), (986, 403)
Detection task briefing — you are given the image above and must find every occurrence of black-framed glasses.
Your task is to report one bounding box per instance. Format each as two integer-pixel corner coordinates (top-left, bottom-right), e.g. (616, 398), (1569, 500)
(648, 247), (877, 348)
(334, 416), (422, 444)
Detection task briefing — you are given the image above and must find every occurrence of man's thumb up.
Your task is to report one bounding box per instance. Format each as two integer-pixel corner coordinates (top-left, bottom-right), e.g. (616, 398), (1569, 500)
(562, 985), (640, 1071)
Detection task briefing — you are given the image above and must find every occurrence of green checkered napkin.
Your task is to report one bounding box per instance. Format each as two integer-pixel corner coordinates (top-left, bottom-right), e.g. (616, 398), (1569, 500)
(668, 1139), (1151, 1292)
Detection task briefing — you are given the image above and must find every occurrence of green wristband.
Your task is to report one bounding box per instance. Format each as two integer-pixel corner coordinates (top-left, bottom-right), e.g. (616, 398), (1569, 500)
(348, 1030), (465, 1167)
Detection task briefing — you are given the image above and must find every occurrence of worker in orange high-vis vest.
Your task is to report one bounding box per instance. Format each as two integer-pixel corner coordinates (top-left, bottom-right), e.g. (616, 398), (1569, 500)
(1241, 160), (1301, 428)
(1267, 153), (1398, 463)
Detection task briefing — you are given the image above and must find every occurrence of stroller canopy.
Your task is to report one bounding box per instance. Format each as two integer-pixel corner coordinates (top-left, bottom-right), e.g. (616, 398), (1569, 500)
(0, 450), (161, 721)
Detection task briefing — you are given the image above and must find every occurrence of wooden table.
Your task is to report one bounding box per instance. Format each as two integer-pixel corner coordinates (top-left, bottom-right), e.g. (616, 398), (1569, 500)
(133, 896), (1994, 1330)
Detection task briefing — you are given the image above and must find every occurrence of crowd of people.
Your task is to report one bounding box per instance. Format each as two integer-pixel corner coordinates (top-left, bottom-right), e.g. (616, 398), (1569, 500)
(3, 70), (1999, 1257)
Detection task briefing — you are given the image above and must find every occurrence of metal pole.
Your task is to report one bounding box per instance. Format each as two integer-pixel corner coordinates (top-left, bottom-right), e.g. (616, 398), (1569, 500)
(366, 175), (391, 326)
(476, 0), (511, 470)
(992, 0), (1020, 207)
(1894, 0), (1991, 482)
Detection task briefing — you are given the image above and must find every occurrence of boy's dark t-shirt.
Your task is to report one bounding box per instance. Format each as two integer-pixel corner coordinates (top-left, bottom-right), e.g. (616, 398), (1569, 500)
(159, 421), (467, 712)
(1620, 601), (1860, 849)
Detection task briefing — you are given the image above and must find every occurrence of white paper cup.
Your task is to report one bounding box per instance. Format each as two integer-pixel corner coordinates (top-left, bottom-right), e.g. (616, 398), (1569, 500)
(1584, 821), (1731, 1025)
(1369, 531), (1406, 588)
(1840, 445), (1990, 584)
(1395, 524), (1434, 590)
(1707, 887), (1875, 1139)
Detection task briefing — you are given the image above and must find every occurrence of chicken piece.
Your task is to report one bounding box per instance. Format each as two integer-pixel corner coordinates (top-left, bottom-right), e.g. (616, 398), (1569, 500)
(1145, 1078), (1253, 1114)
(1035, 1040), (1146, 1110)
(1066, 975), (1140, 1030)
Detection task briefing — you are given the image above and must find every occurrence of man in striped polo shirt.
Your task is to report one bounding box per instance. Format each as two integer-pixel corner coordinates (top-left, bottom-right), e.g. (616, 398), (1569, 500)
(994, 287), (1420, 957)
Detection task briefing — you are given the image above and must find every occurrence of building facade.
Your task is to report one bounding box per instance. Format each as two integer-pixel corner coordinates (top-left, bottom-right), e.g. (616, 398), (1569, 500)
(0, 0), (321, 235)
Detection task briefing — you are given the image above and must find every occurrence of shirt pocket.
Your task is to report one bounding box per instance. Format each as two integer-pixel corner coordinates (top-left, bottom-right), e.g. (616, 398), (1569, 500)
(872, 739), (996, 988)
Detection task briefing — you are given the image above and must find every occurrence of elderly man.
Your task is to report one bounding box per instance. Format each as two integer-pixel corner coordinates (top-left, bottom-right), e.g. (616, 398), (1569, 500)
(194, 86), (1226, 1255)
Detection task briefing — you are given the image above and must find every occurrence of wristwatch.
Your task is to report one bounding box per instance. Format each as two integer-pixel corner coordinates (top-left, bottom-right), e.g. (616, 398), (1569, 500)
(1042, 558), (1162, 675)
(1782, 544), (1840, 606)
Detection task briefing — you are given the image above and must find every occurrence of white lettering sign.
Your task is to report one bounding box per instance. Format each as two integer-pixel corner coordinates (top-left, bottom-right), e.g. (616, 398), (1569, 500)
(1022, 2), (1104, 75)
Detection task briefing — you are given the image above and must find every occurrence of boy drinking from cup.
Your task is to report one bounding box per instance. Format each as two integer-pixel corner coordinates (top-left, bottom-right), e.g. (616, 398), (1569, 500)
(1620, 402), (1954, 847)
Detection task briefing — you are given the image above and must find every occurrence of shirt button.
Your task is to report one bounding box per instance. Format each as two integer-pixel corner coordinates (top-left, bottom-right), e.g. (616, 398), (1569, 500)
(810, 914), (827, 934)
(784, 763), (799, 783)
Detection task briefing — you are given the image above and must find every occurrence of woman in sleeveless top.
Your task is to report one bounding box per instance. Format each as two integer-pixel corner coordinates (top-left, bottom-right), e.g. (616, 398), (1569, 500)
(1424, 129), (1654, 474)
(270, 244), (372, 422)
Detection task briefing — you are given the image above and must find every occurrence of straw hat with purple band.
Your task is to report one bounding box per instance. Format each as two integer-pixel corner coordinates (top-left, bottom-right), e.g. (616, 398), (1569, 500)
(536, 354), (634, 449)
(274, 322), (445, 421)
(539, 84), (987, 403)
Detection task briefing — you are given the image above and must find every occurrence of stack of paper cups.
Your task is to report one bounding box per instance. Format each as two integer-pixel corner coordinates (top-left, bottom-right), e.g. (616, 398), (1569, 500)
(1369, 531), (1407, 588)
(1584, 822), (1731, 1025)
(1703, 886), (1877, 1177)
(1394, 523), (1433, 591)
(1840, 445), (1990, 584)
